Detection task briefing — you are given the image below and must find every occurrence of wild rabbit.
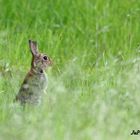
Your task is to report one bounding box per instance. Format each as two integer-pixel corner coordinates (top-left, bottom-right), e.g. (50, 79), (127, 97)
(15, 40), (52, 105)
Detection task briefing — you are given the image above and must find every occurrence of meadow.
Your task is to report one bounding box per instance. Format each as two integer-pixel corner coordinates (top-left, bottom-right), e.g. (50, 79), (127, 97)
(0, 0), (140, 139)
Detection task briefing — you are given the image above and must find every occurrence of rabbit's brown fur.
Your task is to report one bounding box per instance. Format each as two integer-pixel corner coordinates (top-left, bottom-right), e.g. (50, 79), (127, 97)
(15, 40), (52, 105)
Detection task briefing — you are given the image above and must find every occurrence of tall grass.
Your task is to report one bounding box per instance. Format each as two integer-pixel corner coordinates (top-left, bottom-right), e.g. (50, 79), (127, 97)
(0, 0), (140, 139)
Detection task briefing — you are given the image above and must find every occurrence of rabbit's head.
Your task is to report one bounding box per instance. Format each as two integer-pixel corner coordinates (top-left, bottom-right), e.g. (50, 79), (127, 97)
(29, 40), (52, 74)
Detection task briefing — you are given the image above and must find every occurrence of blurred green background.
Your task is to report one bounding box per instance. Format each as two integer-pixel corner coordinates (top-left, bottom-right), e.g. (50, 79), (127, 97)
(0, 0), (140, 140)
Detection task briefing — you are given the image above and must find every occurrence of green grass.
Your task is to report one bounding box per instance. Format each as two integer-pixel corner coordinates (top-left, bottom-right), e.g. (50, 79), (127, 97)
(0, 0), (140, 139)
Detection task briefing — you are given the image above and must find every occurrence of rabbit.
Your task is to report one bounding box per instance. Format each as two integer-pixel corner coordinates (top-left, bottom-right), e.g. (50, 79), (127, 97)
(15, 40), (52, 105)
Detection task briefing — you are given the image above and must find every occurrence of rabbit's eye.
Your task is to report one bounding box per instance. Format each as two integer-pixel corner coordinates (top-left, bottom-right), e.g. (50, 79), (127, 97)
(43, 56), (48, 60)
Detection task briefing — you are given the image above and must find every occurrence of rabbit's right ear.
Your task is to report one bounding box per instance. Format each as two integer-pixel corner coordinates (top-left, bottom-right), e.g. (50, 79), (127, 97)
(29, 40), (39, 56)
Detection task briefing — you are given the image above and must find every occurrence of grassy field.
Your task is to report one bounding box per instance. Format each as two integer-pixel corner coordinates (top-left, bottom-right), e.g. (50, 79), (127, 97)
(0, 0), (140, 139)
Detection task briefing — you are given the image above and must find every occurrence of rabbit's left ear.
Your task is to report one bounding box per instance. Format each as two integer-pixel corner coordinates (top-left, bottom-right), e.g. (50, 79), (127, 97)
(29, 40), (39, 56)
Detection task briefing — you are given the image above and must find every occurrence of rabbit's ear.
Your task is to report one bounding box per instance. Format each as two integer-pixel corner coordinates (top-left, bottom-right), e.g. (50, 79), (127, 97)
(29, 40), (39, 56)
